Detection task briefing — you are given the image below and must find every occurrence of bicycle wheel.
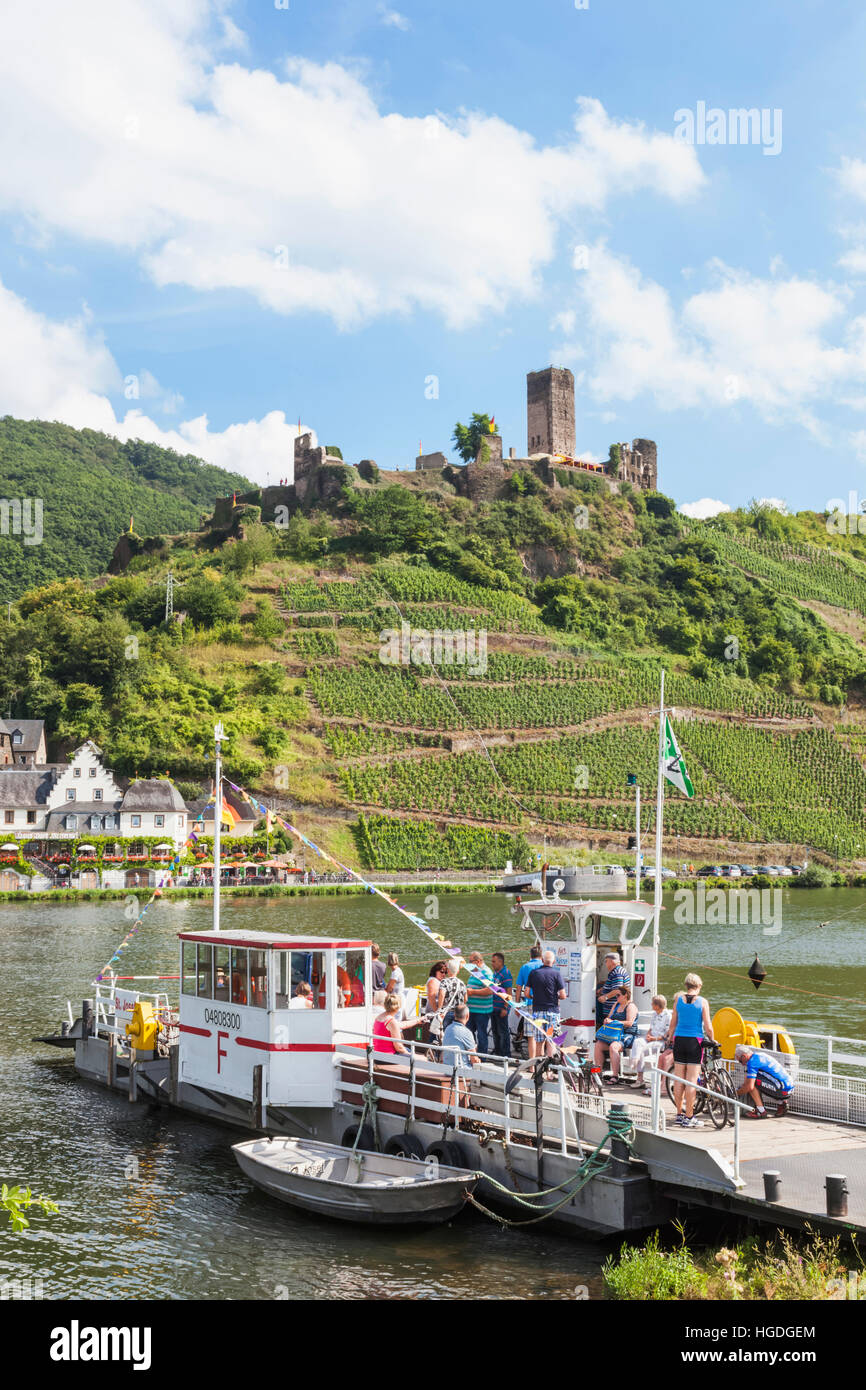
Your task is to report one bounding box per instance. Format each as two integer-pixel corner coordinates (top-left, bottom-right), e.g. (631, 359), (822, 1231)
(665, 1071), (678, 1105)
(705, 1073), (729, 1129)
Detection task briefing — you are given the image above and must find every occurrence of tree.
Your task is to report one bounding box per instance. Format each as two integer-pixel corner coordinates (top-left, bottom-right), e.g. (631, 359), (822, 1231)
(452, 413), (498, 463)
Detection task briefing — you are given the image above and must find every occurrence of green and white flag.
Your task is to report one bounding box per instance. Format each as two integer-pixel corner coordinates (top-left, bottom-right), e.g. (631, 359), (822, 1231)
(662, 714), (694, 798)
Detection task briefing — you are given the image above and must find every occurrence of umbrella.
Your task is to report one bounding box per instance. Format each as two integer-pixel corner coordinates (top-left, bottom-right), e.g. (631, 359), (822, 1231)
(1, 843), (18, 851)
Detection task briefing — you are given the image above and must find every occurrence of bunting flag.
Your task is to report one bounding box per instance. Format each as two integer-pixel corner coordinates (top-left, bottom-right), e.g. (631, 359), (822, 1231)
(128, 516), (134, 533)
(224, 779), (563, 1048)
(221, 797), (239, 827)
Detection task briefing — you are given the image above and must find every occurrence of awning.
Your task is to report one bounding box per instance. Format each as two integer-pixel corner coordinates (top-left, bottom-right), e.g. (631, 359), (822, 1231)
(1, 842), (18, 851)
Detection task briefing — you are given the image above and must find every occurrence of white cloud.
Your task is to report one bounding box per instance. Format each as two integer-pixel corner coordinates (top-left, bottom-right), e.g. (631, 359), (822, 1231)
(755, 497), (788, 513)
(835, 157), (866, 202)
(679, 498), (731, 519)
(0, 3), (704, 329)
(553, 244), (866, 430)
(378, 5), (410, 30)
(0, 278), (308, 485)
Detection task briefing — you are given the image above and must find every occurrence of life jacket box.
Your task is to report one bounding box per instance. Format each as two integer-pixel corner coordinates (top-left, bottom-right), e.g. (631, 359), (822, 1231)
(339, 1061), (454, 1123)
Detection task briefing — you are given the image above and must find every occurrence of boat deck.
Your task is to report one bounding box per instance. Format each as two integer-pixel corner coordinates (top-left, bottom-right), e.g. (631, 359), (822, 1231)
(599, 1079), (866, 1230)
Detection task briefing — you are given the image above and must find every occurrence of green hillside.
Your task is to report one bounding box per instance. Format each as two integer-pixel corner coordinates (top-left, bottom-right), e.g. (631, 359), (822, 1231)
(0, 418), (252, 601)
(3, 437), (866, 870)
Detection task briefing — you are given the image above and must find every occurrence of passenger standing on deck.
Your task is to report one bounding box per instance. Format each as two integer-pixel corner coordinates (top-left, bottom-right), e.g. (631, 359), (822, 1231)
(424, 961), (448, 1046)
(490, 951), (513, 1058)
(371, 943), (387, 1005)
(386, 952), (404, 998)
(514, 944), (542, 1004)
(667, 973), (714, 1129)
(466, 951), (494, 1055)
(527, 950), (567, 1059)
(436, 958), (468, 1031)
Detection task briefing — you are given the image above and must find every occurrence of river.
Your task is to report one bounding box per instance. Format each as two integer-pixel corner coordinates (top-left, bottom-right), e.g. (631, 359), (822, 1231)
(1, 887), (864, 1300)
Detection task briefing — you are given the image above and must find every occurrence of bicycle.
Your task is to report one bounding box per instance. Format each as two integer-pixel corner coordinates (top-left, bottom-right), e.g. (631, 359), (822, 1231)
(665, 1039), (737, 1129)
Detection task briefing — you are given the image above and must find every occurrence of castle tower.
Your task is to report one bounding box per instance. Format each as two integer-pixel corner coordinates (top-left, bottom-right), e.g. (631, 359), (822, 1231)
(526, 367), (575, 458)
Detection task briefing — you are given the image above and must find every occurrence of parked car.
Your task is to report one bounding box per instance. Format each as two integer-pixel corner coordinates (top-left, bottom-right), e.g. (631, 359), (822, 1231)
(759, 865), (780, 876)
(738, 865), (759, 876)
(724, 865), (742, 878)
(644, 866), (677, 879)
(697, 865), (724, 877)
(776, 865), (793, 877)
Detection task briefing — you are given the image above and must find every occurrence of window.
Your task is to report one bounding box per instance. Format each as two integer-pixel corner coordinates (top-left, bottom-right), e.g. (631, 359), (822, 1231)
(196, 944), (213, 998)
(88, 767), (96, 777)
(182, 941), (196, 995)
(178, 816), (185, 829)
(73, 767), (81, 778)
(214, 946), (230, 1002)
(12, 731), (22, 745)
(66, 789), (75, 801)
(89, 816), (101, 831)
(65, 815), (77, 831)
(94, 789), (102, 801)
(231, 949), (249, 1006)
(154, 815), (164, 828)
(249, 949), (268, 1009)
(131, 815), (141, 828)
(18, 756), (25, 765)
(336, 949), (366, 1008)
(3, 810), (13, 824)
(276, 950), (325, 1009)
(26, 811), (35, 824)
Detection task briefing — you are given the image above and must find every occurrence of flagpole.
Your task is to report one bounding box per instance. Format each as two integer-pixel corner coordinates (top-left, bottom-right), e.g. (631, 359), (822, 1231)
(635, 782), (641, 901)
(214, 721), (225, 933)
(653, 669), (665, 951)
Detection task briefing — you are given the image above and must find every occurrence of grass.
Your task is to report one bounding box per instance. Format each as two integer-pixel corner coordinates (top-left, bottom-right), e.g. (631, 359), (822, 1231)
(603, 1225), (862, 1300)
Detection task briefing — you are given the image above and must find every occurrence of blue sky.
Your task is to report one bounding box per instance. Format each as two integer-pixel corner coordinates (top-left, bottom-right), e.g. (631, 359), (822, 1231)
(3, 0), (866, 513)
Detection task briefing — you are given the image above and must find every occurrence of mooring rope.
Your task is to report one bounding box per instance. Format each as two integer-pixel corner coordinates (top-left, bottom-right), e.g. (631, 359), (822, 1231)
(465, 1111), (635, 1227)
(658, 949), (866, 1007)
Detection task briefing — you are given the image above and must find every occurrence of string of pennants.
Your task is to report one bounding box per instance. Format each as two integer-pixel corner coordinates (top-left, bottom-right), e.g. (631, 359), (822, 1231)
(224, 779), (562, 1046)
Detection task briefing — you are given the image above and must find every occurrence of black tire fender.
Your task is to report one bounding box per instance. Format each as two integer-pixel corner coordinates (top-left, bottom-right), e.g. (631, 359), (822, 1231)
(384, 1133), (426, 1161)
(341, 1123), (375, 1151)
(423, 1138), (473, 1171)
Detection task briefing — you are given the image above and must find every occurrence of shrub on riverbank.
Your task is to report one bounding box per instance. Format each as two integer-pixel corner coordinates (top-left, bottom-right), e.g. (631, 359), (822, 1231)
(603, 1226), (857, 1300)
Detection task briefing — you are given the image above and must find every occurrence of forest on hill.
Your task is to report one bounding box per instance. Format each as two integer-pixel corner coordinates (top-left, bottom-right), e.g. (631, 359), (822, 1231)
(0, 418), (251, 602)
(3, 424), (866, 869)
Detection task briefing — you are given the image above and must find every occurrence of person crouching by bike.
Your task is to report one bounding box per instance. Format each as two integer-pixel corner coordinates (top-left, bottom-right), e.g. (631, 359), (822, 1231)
(592, 986), (639, 1086)
(734, 1044), (794, 1118)
(666, 973), (714, 1129)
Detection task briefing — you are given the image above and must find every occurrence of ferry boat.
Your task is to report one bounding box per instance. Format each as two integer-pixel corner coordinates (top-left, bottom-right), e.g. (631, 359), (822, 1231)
(38, 707), (866, 1238)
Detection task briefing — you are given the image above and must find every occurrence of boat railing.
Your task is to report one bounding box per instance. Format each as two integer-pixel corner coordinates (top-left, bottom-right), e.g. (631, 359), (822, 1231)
(334, 1028), (664, 1157)
(90, 979), (174, 1041)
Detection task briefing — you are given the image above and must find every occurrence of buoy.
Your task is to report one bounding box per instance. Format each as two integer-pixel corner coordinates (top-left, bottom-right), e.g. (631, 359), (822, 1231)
(748, 954), (766, 990)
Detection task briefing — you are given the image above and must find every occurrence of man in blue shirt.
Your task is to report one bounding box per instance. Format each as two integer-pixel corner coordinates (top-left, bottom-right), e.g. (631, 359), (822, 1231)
(490, 951), (513, 1059)
(735, 1044), (794, 1117)
(515, 945), (542, 1005)
(442, 1005), (479, 1072)
(596, 952), (629, 1026)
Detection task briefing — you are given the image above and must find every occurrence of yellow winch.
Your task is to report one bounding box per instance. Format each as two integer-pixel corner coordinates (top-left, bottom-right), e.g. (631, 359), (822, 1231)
(125, 1001), (160, 1051)
(712, 1006), (795, 1060)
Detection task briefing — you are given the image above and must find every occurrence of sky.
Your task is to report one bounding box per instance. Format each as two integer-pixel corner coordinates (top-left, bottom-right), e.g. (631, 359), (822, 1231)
(3, 0), (866, 514)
